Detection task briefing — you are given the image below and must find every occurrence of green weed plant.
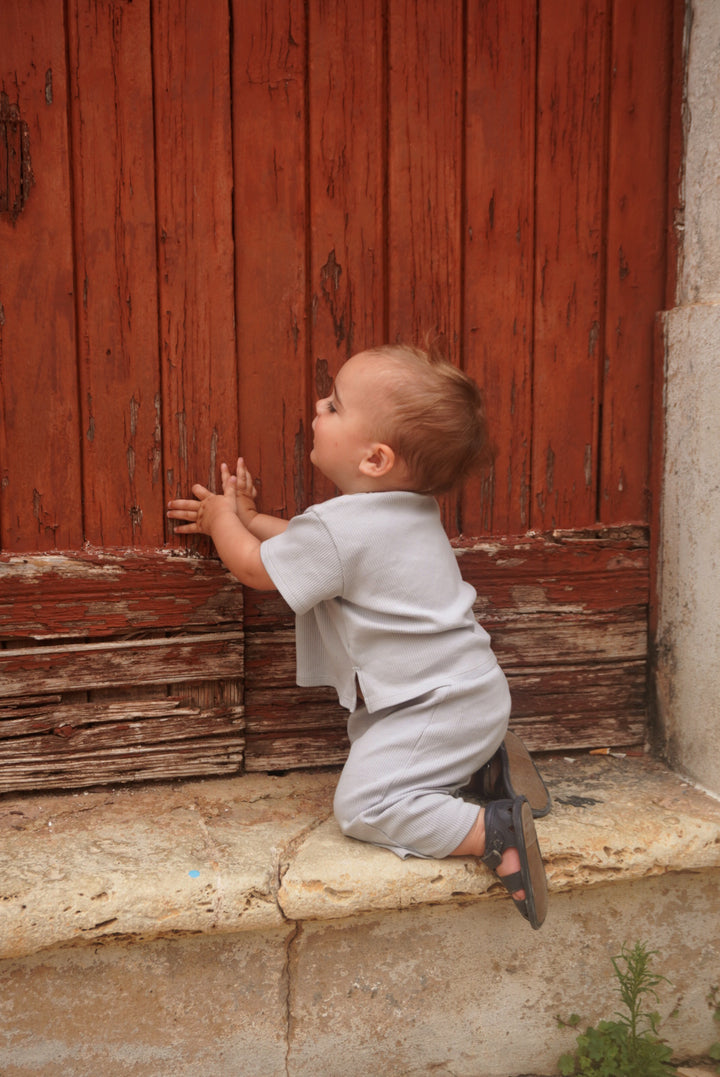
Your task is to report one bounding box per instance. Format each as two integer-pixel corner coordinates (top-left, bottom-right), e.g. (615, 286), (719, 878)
(558, 941), (677, 1077)
(708, 984), (720, 1072)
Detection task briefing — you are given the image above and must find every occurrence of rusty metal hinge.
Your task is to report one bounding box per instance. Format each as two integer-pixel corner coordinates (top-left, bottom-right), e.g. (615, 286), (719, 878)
(1, 91), (34, 224)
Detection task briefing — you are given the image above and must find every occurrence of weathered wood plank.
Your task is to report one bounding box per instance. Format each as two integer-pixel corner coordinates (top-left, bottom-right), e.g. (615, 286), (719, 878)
(454, 529), (649, 613)
(242, 528), (649, 628)
(487, 614), (646, 668)
(243, 705), (646, 772)
(244, 661), (645, 730)
(0, 696), (61, 720)
(386, 0), (464, 533)
(245, 736), (348, 772)
(307, 0), (385, 506)
(67, 0), (164, 546)
(506, 661), (647, 717)
(0, 1), (83, 551)
(0, 714), (244, 758)
(242, 528), (649, 764)
(462, 0), (536, 536)
(387, 0), (463, 344)
(0, 740), (244, 794)
(232, 0), (310, 520)
(532, 0), (610, 528)
(153, 0), (238, 520)
(0, 633), (244, 698)
(0, 551), (241, 640)
(0, 699), (243, 738)
(600, 0), (673, 521)
(245, 661), (645, 730)
(245, 609), (647, 688)
(244, 645), (647, 771)
(506, 714), (646, 753)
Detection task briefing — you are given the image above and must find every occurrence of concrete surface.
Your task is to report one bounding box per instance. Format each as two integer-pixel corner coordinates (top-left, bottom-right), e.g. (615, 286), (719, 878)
(1, 758), (720, 1075)
(2, 756), (720, 958)
(656, 0), (720, 796)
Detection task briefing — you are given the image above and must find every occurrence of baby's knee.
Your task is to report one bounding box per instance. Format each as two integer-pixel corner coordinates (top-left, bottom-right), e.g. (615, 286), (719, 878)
(332, 778), (358, 836)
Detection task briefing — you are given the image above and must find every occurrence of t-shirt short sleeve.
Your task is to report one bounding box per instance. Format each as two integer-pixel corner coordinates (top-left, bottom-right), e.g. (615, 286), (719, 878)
(260, 510), (345, 615)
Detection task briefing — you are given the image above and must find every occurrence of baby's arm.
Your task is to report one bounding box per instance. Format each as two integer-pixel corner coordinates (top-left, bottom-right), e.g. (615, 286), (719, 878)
(167, 479), (276, 591)
(226, 458), (289, 540)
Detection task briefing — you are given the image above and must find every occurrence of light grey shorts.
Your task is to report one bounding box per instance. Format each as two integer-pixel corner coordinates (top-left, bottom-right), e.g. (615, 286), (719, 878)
(333, 662), (511, 859)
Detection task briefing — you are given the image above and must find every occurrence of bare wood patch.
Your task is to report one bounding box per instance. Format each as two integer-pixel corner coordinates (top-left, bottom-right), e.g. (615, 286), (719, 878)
(0, 633), (244, 698)
(243, 529), (650, 767)
(0, 551), (241, 641)
(0, 740), (244, 794)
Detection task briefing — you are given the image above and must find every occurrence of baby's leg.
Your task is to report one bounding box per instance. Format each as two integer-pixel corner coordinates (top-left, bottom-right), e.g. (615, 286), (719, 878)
(333, 665), (510, 859)
(450, 805), (523, 898)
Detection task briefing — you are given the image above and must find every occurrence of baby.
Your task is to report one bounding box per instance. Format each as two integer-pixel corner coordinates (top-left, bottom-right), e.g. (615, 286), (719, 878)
(168, 343), (550, 928)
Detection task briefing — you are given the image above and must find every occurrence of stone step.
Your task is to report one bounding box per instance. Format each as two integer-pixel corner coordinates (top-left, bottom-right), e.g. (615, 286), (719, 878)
(1, 754), (719, 1075)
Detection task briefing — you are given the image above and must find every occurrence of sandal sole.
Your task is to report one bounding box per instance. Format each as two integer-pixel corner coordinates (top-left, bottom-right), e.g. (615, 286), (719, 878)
(513, 797), (548, 930)
(502, 731), (552, 818)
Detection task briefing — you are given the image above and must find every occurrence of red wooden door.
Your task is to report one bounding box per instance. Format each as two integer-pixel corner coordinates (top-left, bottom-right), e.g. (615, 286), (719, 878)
(0, 0), (681, 791)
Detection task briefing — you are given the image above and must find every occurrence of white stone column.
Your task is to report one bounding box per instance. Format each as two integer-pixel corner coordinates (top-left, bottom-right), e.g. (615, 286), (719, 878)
(656, 0), (720, 791)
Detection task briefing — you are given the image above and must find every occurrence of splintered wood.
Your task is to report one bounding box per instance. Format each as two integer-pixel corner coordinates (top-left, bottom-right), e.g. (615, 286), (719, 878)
(0, 550), (245, 792)
(242, 529), (650, 771)
(0, 531), (648, 791)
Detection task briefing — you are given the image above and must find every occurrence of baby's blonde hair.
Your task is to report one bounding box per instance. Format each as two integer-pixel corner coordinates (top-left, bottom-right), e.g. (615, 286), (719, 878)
(367, 342), (493, 495)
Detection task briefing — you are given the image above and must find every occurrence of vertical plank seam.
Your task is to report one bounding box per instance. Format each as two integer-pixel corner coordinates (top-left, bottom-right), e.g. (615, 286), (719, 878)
(227, 0), (247, 767)
(303, 0), (314, 511)
(381, 0), (391, 343)
(457, 0), (469, 536)
(596, 1), (615, 524)
(528, 0), (541, 533)
(63, 0), (88, 548)
(228, 0), (244, 490)
(148, 0), (169, 545)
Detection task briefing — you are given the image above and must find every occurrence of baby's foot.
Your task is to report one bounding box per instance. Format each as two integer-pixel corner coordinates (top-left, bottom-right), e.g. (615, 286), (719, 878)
(494, 843), (525, 901)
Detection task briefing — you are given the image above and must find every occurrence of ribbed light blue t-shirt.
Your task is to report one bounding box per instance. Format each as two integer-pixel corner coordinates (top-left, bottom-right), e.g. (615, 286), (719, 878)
(259, 491), (496, 713)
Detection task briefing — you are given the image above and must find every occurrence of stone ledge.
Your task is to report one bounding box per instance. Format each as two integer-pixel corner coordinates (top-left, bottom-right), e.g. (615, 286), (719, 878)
(1, 754), (720, 960)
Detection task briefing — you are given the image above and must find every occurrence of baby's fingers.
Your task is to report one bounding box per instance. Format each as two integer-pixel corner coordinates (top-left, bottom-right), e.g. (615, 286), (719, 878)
(220, 462), (237, 495)
(170, 521), (200, 534)
(167, 498), (200, 517)
(236, 457), (258, 498)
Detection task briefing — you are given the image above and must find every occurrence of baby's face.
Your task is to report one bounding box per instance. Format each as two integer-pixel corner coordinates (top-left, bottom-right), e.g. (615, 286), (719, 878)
(310, 352), (398, 493)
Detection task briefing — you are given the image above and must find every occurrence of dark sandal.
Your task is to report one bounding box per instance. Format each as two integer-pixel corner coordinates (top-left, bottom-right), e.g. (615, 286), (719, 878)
(481, 796), (548, 930)
(466, 730), (552, 818)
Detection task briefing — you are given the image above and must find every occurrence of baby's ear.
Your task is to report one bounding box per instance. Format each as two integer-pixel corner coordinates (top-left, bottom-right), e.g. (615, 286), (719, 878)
(358, 443), (396, 478)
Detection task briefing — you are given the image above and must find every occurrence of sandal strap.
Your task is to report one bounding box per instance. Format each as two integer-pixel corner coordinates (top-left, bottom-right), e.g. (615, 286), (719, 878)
(480, 799), (516, 871)
(494, 869), (523, 895)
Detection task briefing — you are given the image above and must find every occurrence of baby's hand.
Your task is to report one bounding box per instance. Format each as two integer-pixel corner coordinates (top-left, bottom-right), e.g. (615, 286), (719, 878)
(167, 483), (235, 536)
(223, 457), (258, 528)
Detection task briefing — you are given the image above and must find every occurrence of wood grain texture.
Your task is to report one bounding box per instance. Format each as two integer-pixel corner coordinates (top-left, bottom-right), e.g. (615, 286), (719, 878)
(243, 529), (649, 769)
(386, 0), (463, 344)
(462, 0), (536, 536)
(0, 551), (244, 792)
(0, 531), (647, 786)
(600, 0), (674, 521)
(386, 0), (464, 532)
(0, 550), (242, 640)
(232, 0), (310, 520)
(0, 633), (244, 698)
(153, 0), (238, 517)
(1, 0), (679, 551)
(531, 0), (609, 530)
(0, 1), (681, 790)
(0, 1), (83, 551)
(0, 735), (245, 793)
(307, 0), (386, 505)
(67, 0), (164, 546)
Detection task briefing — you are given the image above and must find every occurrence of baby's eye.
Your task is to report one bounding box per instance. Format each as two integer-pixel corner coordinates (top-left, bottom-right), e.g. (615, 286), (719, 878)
(326, 400), (337, 413)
